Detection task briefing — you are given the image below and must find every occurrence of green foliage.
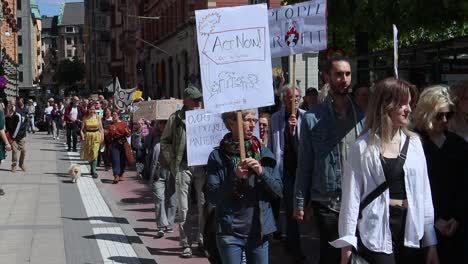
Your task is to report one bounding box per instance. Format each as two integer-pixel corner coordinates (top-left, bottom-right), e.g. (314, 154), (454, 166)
(281, 0), (468, 53)
(54, 58), (85, 85)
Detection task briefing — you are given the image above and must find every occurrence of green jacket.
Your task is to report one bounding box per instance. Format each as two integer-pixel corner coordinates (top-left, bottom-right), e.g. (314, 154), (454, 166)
(160, 107), (187, 177)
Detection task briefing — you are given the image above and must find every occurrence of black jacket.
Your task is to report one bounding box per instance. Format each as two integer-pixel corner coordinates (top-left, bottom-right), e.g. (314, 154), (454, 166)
(6, 112), (27, 140)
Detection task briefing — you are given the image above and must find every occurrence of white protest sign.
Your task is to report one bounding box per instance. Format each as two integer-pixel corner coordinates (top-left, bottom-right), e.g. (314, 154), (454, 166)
(195, 4), (274, 113)
(186, 109), (260, 166)
(114, 77), (136, 109)
(393, 24), (399, 79)
(186, 110), (230, 166)
(269, 0), (327, 58)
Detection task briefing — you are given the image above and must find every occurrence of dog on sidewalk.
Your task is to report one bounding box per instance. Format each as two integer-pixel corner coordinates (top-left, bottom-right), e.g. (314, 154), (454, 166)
(68, 164), (81, 183)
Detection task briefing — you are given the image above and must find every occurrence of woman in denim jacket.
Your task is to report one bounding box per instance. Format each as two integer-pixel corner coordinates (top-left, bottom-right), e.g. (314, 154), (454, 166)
(206, 109), (282, 264)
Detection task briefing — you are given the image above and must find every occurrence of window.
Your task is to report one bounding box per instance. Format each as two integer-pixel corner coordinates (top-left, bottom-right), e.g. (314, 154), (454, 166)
(66, 37), (72, 45)
(17, 35), (22, 46)
(18, 54), (23, 64)
(66, 49), (72, 57)
(74, 37), (78, 44)
(17, 0), (21, 10)
(19, 72), (23, 82)
(65, 27), (74, 33)
(17, 18), (22, 29)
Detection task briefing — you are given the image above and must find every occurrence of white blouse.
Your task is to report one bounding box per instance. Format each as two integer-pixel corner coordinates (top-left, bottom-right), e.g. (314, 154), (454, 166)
(330, 131), (437, 254)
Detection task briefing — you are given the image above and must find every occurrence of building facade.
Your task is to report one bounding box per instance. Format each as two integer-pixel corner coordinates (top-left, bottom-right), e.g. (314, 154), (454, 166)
(31, 0), (42, 83)
(140, 0), (281, 99)
(16, 0), (35, 94)
(40, 15), (58, 90)
(0, 0), (19, 99)
(58, 2), (84, 62)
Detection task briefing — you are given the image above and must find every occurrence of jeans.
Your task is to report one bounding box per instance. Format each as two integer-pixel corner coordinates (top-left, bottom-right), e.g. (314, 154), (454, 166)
(52, 119), (60, 138)
(153, 167), (177, 228)
(216, 235), (269, 264)
(11, 138), (26, 167)
(27, 115), (35, 132)
(110, 143), (126, 176)
(176, 167), (206, 248)
(66, 123), (80, 150)
(313, 203), (340, 264)
(46, 116), (53, 135)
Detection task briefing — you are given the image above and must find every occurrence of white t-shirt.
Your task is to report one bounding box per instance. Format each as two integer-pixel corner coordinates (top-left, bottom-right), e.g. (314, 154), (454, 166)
(70, 107), (78, 120)
(45, 106), (53, 115)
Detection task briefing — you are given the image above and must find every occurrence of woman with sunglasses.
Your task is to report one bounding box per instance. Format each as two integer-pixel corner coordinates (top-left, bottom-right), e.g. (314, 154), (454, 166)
(413, 85), (468, 263)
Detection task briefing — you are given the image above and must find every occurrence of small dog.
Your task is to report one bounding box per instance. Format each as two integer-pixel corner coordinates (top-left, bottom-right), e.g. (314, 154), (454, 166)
(68, 164), (81, 183)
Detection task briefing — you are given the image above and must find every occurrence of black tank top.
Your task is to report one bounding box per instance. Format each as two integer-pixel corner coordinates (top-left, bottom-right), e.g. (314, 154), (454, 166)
(380, 157), (407, 199)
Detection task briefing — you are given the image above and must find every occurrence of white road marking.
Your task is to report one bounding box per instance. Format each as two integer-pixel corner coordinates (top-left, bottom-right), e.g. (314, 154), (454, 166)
(63, 144), (140, 263)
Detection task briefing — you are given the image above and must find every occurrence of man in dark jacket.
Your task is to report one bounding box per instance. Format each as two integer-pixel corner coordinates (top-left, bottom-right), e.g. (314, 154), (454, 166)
(5, 102), (28, 173)
(64, 96), (86, 152)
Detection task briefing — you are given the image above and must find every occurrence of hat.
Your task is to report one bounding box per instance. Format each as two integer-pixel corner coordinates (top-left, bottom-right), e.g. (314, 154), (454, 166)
(28, 99), (33, 103)
(183, 85), (202, 99)
(48, 97), (54, 102)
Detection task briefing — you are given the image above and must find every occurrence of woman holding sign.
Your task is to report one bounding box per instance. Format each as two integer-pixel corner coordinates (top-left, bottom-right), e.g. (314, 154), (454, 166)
(206, 109), (282, 264)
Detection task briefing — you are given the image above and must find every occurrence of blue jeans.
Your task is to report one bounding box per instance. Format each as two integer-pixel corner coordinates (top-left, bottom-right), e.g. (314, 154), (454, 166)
(216, 235), (269, 264)
(111, 143), (126, 176)
(283, 174), (302, 252)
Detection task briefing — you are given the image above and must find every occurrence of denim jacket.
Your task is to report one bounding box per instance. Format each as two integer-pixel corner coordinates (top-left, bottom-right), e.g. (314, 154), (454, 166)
(206, 146), (283, 237)
(294, 95), (365, 211)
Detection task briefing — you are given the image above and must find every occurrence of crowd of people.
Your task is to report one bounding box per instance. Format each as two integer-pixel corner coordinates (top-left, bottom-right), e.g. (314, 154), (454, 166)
(0, 55), (467, 264)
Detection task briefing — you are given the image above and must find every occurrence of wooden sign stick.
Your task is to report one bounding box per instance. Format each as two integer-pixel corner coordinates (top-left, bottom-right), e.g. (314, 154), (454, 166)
(291, 54), (297, 136)
(237, 111), (246, 160)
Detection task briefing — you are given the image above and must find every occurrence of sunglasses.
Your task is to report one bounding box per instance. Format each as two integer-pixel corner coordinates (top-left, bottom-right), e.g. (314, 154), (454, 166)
(435, 111), (454, 120)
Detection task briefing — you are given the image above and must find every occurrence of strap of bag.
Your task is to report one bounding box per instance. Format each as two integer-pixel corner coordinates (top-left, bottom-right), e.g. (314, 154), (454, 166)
(358, 135), (409, 219)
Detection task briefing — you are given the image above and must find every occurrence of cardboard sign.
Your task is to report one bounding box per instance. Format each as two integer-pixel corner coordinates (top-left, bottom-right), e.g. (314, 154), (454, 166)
(155, 99), (183, 120)
(269, 0), (327, 58)
(133, 101), (158, 121)
(195, 4), (274, 113)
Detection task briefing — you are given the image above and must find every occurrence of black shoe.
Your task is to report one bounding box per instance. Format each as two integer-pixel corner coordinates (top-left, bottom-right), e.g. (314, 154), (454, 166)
(92, 172), (98, 179)
(72, 148), (77, 152)
(67, 148), (71, 152)
(0, 189), (4, 196)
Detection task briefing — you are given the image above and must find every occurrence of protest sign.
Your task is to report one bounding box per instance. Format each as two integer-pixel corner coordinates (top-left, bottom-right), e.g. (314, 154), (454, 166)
(195, 4), (274, 113)
(133, 90), (143, 100)
(186, 110), (230, 166)
(133, 101), (158, 121)
(113, 77), (136, 109)
(269, 0), (327, 58)
(155, 99), (183, 120)
(186, 109), (260, 166)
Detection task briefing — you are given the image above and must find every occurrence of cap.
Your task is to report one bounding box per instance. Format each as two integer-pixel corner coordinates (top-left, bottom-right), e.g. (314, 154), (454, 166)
(183, 85), (202, 99)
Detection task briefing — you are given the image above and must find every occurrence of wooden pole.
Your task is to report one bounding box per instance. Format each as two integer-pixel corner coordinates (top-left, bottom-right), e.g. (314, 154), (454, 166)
(237, 111), (246, 160)
(291, 54), (297, 136)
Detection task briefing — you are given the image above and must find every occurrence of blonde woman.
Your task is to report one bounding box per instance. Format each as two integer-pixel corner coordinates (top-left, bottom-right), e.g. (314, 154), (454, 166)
(332, 78), (438, 264)
(80, 103), (104, 178)
(448, 81), (468, 142)
(413, 85), (467, 263)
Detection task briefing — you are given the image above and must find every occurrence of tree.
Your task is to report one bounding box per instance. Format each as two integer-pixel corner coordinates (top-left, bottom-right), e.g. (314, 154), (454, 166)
(281, 0), (468, 54)
(54, 58), (85, 85)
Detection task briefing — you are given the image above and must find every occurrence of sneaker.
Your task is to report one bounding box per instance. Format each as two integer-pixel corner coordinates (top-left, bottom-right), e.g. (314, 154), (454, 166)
(180, 247), (192, 258)
(72, 148), (77, 152)
(154, 229), (165, 239)
(165, 227), (174, 233)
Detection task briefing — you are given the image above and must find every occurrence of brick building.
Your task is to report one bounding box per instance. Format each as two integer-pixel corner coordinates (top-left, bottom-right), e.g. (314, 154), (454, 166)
(0, 0), (19, 99)
(139, 0), (281, 99)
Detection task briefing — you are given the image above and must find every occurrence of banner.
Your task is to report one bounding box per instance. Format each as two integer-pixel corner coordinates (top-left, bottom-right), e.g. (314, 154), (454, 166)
(114, 77), (136, 109)
(186, 109), (260, 166)
(269, 0), (327, 58)
(155, 99), (183, 120)
(186, 109), (230, 166)
(133, 101), (158, 121)
(195, 4), (274, 113)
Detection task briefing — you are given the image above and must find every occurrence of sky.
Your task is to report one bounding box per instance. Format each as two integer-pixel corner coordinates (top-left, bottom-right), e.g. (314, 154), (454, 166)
(37, 0), (83, 17)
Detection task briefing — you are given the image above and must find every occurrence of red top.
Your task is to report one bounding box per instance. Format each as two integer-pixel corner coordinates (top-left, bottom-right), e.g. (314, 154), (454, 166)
(107, 121), (130, 144)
